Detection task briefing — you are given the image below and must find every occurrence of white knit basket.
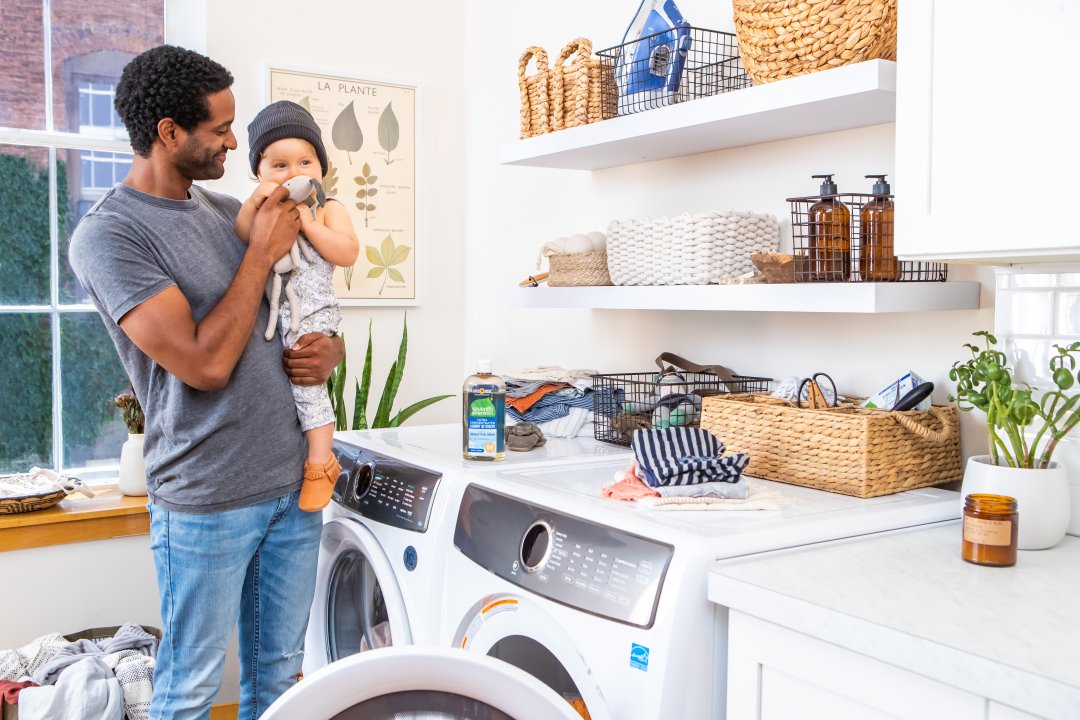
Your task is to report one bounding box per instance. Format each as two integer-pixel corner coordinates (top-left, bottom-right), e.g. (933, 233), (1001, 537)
(606, 211), (780, 285)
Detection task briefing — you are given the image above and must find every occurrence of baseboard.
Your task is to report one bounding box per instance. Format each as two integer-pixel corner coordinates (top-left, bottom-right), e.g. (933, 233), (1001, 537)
(210, 703), (238, 720)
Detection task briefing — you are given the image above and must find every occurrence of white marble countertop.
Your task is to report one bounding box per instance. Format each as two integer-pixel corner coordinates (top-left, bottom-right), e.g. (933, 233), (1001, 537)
(708, 523), (1080, 719)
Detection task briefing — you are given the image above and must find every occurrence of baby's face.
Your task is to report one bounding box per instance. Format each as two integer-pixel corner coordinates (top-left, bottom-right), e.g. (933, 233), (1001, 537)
(257, 137), (322, 185)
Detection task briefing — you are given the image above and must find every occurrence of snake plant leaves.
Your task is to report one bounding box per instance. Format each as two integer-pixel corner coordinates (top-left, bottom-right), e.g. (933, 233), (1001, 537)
(378, 103), (400, 164)
(332, 101), (363, 163)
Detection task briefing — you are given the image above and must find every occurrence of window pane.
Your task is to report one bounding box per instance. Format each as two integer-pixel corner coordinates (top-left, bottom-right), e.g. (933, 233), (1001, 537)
(50, 0), (164, 134)
(0, 0), (47, 130)
(61, 312), (127, 470)
(0, 313), (53, 471)
(0, 146), (52, 305)
(58, 148), (133, 304)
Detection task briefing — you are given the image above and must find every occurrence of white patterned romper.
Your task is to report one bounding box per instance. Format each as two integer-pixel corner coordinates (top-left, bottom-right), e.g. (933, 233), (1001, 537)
(278, 202), (342, 431)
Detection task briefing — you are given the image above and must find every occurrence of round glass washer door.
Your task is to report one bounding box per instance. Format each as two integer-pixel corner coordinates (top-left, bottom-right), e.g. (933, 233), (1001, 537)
(305, 518), (411, 672)
(262, 646), (584, 720)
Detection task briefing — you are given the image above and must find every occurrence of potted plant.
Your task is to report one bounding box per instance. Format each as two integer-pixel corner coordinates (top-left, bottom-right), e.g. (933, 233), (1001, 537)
(949, 331), (1078, 549)
(113, 386), (147, 496)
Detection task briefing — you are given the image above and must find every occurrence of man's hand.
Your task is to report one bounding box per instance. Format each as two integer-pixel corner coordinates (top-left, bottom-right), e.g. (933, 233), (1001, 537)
(249, 185), (301, 269)
(284, 332), (345, 386)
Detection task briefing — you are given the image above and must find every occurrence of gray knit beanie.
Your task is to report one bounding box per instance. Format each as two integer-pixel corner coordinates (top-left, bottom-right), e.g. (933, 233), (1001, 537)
(247, 100), (328, 176)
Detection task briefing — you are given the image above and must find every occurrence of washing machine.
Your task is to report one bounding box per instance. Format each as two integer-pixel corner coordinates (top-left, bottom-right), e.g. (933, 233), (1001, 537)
(440, 459), (962, 720)
(304, 423), (629, 674)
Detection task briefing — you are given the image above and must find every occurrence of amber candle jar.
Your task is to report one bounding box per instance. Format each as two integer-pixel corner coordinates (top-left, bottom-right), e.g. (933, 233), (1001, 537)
(961, 494), (1018, 567)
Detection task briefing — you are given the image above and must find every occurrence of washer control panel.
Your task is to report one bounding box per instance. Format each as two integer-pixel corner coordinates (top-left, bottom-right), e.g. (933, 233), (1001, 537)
(333, 440), (441, 533)
(454, 484), (673, 628)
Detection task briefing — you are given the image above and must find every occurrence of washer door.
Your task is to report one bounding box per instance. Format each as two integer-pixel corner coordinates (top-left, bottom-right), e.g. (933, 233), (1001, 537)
(305, 518), (411, 673)
(263, 646), (584, 720)
(453, 595), (610, 720)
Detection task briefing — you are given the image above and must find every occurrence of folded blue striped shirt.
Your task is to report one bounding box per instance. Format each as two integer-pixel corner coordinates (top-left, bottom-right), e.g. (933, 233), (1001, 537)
(631, 427), (749, 487)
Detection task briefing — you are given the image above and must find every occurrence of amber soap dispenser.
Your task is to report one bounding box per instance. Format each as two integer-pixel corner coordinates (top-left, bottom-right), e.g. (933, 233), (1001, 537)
(808, 174), (851, 281)
(859, 174), (899, 280)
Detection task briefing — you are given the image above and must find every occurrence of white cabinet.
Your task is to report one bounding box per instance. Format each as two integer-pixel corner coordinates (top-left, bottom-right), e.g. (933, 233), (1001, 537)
(726, 610), (987, 720)
(894, 0), (1080, 263)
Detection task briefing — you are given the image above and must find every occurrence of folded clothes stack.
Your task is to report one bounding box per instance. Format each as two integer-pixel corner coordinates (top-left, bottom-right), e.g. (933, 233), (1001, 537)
(601, 427), (784, 511)
(504, 366), (598, 438)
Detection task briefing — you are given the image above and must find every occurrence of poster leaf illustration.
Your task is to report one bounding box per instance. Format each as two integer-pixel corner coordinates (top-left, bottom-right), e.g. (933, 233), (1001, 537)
(378, 103), (400, 164)
(354, 162), (379, 227)
(323, 158), (339, 196)
(365, 234), (410, 295)
(332, 101), (363, 163)
(299, 96), (312, 112)
(343, 265), (354, 290)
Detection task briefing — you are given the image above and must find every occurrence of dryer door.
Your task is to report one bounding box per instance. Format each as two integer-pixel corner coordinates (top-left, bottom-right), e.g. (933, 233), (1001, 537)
(453, 594), (611, 720)
(305, 518), (411, 673)
(263, 646), (583, 720)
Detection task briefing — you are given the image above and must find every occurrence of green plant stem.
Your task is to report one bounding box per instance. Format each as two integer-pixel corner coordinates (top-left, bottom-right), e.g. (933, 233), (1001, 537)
(1039, 395), (1080, 468)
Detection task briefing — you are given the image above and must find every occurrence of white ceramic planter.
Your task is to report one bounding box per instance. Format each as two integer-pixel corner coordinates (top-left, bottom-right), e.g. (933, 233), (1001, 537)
(959, 455), (1070, 550)
(118, 432), (147, 497)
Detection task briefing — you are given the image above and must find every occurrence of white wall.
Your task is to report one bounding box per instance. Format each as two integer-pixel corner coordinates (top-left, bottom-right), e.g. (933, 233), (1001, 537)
(463, 0), (995, 456)
(197, 0), (468, 428)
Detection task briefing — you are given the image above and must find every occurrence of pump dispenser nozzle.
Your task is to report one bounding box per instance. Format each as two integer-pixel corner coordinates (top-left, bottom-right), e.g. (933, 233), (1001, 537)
(865, 174), (891, 196)
(811, 174), (838, 196)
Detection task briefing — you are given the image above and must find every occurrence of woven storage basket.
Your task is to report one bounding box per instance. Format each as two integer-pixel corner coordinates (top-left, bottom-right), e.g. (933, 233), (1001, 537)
(547, 251), (612, 287)
(607, 210), (779, 285)
(551, 38), (616, 130)
(732, 0), (897, 85)
(700, 393), (962, 498)
(518, 46), (550, 138)
(0, 487), (65, 514)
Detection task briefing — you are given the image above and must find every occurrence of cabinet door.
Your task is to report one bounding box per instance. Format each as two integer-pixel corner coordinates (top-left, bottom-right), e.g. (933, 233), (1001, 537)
(894, 1), (1080, 262)
(726, 610), (985, 720)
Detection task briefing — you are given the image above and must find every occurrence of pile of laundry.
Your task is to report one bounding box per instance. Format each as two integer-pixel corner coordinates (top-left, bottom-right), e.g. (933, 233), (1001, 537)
(505, 366), (598, 438)
(602, 427), (785, 510)
(0, 623), (157, 720)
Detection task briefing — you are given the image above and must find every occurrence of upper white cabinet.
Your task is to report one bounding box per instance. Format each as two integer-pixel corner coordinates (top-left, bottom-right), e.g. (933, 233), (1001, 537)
(894, 1), (1080, 263)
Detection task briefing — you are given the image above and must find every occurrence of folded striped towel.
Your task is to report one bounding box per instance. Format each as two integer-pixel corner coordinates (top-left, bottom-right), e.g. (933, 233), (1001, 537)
(631, 427), (749, 487)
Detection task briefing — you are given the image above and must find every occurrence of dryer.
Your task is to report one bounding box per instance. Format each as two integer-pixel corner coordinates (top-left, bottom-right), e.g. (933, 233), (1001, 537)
(304, 424), (629, 674)
(440, 459), (962, 719)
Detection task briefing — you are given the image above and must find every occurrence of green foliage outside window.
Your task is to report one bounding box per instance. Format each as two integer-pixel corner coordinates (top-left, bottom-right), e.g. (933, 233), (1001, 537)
(0, 153), (127, 470)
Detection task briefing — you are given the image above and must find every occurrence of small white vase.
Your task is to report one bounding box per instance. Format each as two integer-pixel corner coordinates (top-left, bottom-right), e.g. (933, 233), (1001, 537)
(959, 455), (1070, 550)
(118, 433), (148, 497)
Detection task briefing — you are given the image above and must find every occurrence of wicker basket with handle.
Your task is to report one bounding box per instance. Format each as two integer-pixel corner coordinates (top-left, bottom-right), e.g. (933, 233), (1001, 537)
(732, 0), (897, 85)
(518, 46), (550, 139)
(700, 393), (962, 498)
(551, 37), (616, 131)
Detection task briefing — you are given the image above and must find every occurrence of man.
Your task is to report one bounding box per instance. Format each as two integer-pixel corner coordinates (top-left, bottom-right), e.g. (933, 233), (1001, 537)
(69, 45), (342, 719)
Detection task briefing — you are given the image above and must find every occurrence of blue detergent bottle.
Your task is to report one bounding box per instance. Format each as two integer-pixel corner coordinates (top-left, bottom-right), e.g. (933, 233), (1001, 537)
(615, 0), (691, 114)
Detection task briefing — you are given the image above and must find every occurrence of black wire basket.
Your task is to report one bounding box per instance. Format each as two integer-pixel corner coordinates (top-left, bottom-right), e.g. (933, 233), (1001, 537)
(597, 27), (749, 116)
(788, 193), (948, 283)
(592, 371), (771, 447)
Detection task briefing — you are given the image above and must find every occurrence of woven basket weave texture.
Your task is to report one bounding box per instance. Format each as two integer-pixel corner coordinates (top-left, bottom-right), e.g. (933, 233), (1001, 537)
(519, 38), (613, 139)
(607, 210), (779, 286)
(0, 488), (65, 514)
(547, 251), (612, 287)
(700, 393), (962, 498)
(732, 0), (897, 85)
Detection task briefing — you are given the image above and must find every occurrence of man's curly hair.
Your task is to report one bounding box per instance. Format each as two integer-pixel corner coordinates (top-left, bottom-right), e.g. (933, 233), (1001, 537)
(115, 45), (234, 157)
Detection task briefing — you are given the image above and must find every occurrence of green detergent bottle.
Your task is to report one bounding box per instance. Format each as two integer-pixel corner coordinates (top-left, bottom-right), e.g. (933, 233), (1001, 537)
(462, 359), (506, 461)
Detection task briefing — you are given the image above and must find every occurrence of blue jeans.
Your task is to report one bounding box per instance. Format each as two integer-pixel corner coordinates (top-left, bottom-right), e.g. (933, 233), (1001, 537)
(148, 491), (321, 720)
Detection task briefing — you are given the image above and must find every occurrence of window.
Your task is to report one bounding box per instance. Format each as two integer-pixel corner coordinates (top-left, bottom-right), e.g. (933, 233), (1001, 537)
(0, 2), (164, 479)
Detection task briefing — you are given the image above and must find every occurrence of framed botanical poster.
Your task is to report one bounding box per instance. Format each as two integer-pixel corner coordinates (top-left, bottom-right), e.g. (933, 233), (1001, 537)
(268, 66), (418, 305)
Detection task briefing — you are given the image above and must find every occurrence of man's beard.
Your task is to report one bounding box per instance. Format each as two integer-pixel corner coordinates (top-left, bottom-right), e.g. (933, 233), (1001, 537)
(176, 136), (225, 181)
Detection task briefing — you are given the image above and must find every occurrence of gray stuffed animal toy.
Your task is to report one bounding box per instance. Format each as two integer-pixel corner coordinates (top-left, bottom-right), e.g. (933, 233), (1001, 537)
(264, 176), (326, 341)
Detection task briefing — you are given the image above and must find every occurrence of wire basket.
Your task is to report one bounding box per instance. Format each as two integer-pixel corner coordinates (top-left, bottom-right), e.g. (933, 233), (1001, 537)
(597, 27), (749, 116)
(592, 371), (771, 447)
(788, 193), (948, 282)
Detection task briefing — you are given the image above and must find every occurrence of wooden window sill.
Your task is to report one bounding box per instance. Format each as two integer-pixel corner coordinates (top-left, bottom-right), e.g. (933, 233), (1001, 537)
(0, 485), (149, 552)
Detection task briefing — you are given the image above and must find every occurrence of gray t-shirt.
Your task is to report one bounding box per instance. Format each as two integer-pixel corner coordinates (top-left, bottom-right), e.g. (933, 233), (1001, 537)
(69, 183), (306, 512)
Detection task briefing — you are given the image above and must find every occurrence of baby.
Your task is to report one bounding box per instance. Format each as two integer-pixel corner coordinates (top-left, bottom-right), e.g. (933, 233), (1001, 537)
(236, 100), (359, 512)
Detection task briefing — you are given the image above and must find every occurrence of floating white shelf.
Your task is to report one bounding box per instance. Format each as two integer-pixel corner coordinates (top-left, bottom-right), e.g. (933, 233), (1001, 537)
(501, 282), (981, 314)
(498, 60), (897, 171)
